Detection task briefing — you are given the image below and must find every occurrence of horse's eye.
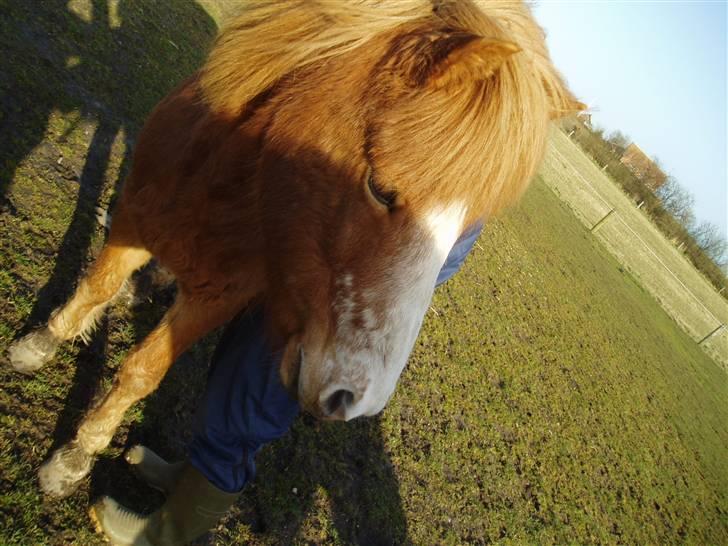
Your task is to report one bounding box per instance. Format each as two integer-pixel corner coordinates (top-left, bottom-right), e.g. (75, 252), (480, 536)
(367, 173), (398, 210)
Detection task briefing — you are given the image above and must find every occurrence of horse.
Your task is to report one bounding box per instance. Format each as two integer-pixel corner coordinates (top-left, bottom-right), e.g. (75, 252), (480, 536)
(8, 0), (581, 499)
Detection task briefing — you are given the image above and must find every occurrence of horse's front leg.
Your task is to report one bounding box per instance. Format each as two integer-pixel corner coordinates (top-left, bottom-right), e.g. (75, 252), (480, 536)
(8, 242), (151, 374)
(38, 292), (243, 498)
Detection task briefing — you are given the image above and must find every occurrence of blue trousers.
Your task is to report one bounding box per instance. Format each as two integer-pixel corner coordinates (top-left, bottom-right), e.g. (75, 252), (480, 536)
(188, 224), (483, 493)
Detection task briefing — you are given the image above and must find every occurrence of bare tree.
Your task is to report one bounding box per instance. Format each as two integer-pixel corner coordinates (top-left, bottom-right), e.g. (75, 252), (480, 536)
(690, 220), (728, 267)
(656, 176), (695, 229)
(606, 130), (630, 154)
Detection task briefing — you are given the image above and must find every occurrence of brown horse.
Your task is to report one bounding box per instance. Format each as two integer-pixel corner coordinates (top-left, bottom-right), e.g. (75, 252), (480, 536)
(8, 0), (580, 498)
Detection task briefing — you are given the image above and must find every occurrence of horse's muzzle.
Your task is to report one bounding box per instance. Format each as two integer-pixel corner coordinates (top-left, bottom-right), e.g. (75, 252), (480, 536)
(290, 349), (368, 421)
(317, 386), (358, 421)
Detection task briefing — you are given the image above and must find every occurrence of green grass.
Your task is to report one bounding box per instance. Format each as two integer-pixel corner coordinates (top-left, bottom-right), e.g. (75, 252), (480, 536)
(1, 2), (726, 544)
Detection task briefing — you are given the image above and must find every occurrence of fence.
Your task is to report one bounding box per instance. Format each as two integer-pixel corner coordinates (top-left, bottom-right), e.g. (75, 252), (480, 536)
(539, 130), (728, 371)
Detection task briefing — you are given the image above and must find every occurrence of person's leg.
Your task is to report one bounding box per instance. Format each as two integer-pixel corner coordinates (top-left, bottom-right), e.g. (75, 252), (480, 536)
(91, 307), (300, 545)
(188, 306), (300, 493)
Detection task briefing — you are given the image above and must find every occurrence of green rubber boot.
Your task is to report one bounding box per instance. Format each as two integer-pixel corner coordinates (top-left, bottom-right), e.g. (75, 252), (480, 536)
(124, 445), (185, 495)
(90, 455), (239, 546)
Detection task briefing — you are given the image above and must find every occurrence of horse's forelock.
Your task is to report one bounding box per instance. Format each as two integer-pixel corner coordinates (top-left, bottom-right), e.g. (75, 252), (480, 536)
(199, 0), (432, 115)
(199, 1), (579, 116)
(201, 0), (579, 226)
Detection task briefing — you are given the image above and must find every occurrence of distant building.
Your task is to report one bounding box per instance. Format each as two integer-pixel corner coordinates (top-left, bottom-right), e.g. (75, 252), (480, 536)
(620, 143), (666, 191)
(577, 112), (592, 128)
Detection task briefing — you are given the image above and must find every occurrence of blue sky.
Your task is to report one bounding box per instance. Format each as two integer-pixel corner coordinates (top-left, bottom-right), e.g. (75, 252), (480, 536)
(532, 0), (727, 234)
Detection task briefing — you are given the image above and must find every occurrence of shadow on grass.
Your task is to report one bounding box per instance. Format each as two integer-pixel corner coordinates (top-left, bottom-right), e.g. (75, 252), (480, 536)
(90, 371), (410, 545)
(81, 298), (409, 544)
(1, 1), (410, 544)
(0, 0), (214, 465)
(248, 414), (410, 545)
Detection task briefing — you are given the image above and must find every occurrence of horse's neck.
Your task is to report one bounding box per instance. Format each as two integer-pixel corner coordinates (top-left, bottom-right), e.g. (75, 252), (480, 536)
(122, 75), (273, 297)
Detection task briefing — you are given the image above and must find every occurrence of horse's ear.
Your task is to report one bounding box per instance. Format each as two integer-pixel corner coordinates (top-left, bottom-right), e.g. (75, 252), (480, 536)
(424, 33), (521, 90)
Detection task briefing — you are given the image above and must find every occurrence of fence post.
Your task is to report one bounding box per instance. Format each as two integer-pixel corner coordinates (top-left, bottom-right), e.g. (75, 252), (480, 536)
(591, 209), (615, 233)
(698, 324), (725, 345)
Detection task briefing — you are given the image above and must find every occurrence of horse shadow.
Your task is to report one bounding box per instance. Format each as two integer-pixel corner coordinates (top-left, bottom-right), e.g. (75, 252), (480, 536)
(2, 0), (217, 327)
(1, 1), (410, 544)
(0, 0), (215, 479)
(247, 414), (410, 545)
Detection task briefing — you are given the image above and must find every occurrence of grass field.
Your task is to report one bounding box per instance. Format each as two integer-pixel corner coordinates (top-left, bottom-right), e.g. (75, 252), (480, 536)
(1, 2), (727, 544)
(541, 130), (728, 370)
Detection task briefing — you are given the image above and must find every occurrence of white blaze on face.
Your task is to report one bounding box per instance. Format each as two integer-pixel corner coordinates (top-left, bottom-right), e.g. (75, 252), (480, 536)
(321, 202), (467, 420)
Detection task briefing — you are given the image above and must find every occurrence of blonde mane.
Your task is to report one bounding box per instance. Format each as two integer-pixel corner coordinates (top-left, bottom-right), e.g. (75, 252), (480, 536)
(200, 0), (580, 221)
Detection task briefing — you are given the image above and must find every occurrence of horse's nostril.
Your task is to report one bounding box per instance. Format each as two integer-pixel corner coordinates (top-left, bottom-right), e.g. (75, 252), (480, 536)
(323, 389), (355, 418)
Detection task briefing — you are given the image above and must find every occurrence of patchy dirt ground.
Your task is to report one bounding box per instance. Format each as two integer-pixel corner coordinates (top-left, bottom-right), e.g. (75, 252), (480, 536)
(1, 2), (727, 545)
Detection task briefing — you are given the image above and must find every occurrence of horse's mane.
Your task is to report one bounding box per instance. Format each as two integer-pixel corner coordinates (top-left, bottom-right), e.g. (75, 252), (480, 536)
(200, 0), (428, 113)
(199, 0), (581, 221)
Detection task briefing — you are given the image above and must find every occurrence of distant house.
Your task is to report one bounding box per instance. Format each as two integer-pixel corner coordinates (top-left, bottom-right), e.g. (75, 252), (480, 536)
(620, 143), (666, 191)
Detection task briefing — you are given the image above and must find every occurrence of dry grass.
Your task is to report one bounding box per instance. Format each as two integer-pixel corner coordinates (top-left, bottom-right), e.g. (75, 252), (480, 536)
(541, 129), (728, 370)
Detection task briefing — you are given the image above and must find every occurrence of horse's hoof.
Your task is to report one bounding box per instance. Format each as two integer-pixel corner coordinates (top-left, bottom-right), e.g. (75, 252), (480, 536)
(7, 328), (59, 374)
(38, 441), (93, 498)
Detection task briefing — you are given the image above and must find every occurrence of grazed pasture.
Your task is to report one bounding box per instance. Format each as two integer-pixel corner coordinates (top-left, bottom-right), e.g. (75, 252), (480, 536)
(1, 2), (726, 544)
